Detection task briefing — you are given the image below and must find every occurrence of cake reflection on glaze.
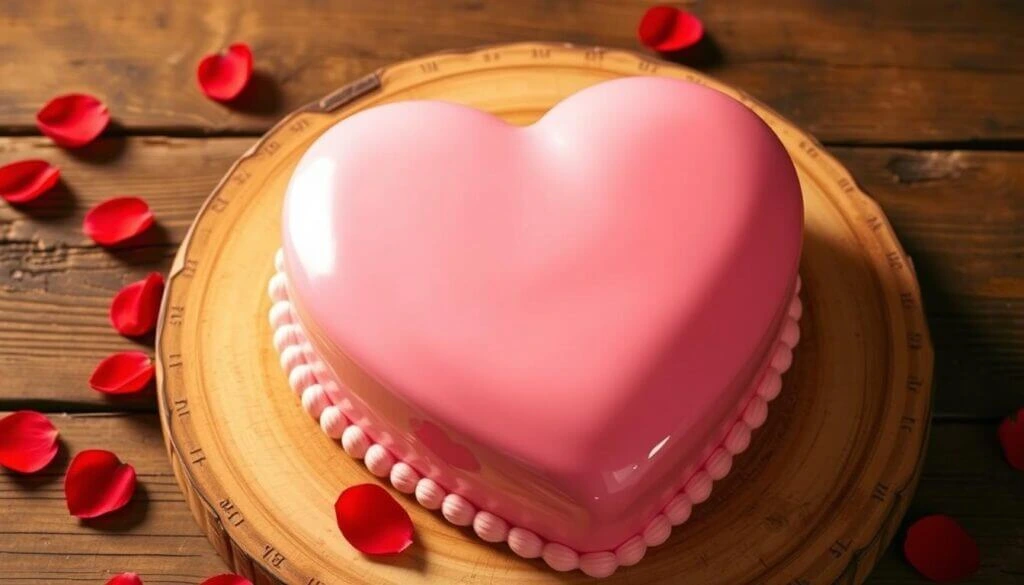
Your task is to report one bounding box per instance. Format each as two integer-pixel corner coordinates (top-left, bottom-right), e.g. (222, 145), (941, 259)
(275, 77), (803, 576)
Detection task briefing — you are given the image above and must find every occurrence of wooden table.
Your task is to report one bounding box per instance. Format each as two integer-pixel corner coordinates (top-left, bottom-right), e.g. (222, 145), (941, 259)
(0, 1), (1021, 583)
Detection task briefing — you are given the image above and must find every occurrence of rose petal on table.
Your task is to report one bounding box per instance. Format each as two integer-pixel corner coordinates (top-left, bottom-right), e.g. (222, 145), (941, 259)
(637, 5), (704, 53)
(0, 411), (59, 473)
(0, 159), (60, 204)
(904, 515), (980, 582)
(335, 483), (414, 555)
(998, 408), (1024, 471)
(35, 93), (110, 148)
(64, 449), (137, 519)
(197, 43), (254, 102)
(82, 196), (155, 246)
(106, 573), (144, 585)
(200, 575), (253, 585)
(89, 351), (155, 395)
(110, 272), (165, 337)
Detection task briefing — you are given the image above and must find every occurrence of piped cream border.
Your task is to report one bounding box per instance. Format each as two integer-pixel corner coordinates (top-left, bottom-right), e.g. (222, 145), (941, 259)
(268, 249), (802, 578)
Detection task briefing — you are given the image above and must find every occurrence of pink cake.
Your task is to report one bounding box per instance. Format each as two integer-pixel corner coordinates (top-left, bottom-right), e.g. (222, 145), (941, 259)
(268, 77), (803, 577)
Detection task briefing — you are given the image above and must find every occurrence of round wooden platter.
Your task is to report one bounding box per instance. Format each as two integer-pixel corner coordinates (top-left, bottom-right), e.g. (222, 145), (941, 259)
(156, 43), (933, 585)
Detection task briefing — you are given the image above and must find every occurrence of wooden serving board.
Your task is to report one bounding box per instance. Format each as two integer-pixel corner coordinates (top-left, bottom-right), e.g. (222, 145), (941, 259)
(156, 43), (933, 585)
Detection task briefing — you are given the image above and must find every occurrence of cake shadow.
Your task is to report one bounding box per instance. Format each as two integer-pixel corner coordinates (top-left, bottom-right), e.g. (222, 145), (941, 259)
(3, 440), (70, 490)
(4, 180), (78, 220)
(368, 538), (427, 573)
(80, 482), (151, 532)
(659, 32), (724, 70)
(65, 134), (128, 164)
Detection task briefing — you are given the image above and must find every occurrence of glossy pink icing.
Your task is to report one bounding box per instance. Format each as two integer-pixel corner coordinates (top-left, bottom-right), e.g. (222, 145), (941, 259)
(269, 261), (801, 576)
(280, 77), (803, 555)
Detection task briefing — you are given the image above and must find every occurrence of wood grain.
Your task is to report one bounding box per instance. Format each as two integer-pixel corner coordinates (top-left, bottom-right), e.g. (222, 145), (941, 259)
(832, 148), (1024, 419)
(2, 414), (1019, 584)
(0, 3), (1018, 584)
(0, 413), (232, 585)
(0, 0), (1022, 143)
(3, 140), (1020, 417)
(0, 136), (252, 411)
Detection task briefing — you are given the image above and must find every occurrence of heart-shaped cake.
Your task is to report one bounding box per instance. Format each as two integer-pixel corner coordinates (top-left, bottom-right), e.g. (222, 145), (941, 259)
(269, 76), (803, 577)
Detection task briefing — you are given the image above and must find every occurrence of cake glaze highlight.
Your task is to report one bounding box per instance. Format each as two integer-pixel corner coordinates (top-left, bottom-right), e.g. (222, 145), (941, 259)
(274, 77), (804, 576)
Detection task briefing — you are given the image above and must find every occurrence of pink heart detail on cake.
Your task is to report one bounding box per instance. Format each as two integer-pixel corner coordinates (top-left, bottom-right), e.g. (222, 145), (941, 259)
(411, 419), (481, 472)
(282, 77), (802, 552)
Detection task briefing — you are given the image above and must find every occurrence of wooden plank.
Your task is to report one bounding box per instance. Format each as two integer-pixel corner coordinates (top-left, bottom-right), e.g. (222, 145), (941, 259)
(833, 147), (1024, 419)
(0, 137), (253, 411)
(2, 139), (1020, 416)
(0, 414), (1019, 584)
(0, 0), (1022, 143)
(0, 413), (226, 584)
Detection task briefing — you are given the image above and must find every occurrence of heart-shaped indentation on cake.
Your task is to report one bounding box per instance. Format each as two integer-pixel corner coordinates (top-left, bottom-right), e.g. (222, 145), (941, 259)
(411, 419), (481, 472)
(283, 77), (802, 552)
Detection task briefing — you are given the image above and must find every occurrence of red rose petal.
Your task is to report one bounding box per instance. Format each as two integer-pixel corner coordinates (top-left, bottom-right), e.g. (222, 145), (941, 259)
(64, 449), (136, 518)
(335, 483), (414, 555)
(200, 575), (252, 585)
(197, 43), (254, 102)
(638, 5), (705, 53)
(0, 411), (59, 473)
(998, 408), (1024, 471)
(904, 515), (980, 582)
(36, 93), (110, 148)
(110, 272), (165, 337)
(82, 196), (154, 246)
(0, 159), (60, 204)
(106, 573), (143, 585)
(89, 351), (155, 395)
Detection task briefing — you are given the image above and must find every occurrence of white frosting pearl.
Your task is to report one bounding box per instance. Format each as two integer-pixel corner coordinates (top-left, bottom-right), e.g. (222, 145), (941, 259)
(272, 323), (304, 354)
(770, 344), (793, 372)
(279, 345), (307, 372)
(288, 364), (317, 396)
(643, 514), (671, 546)
(364, 444), (395, 477)
(341, 425), (370, 459)
(321, 380), (345, 404)
(507, 528), (543, 559)
(756, 370), (783, 402)
(685, 471), (713, 504)
(274, 248), (285, 272)
(414, 478), (445, 510)
(301, 384), (330, 419)
(336, 397), (355, 418)
(473, 511), (509, 543)
(744, 396), (769, 429)
(389, 462), (421, 494)
(781, 318), (800, 347)
(441, 494), (476, 526)
(319, 406), (346, 439)
(268, 300), (294, 329)
(614, 535), (647, 566)
(705, 448), (733, 480)
(725, 422), (752, 454)
(788, 296), (803, 320)
(579, 551), (618, 578)
(311, 359), (329, 380)
(298, 342), (317, 365)
(268, 272), (289, 302)
(542, 543), (579, 572)
(664, 493), (693, 525)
